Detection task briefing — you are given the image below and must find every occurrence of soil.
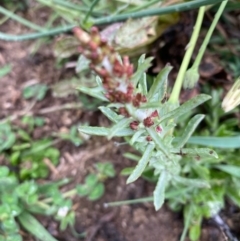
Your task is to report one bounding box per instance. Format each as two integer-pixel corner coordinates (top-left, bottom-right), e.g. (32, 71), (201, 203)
(0, 4), (239, 241)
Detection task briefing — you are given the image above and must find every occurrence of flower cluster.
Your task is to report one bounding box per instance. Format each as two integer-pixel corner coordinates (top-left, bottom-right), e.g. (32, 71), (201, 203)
(73, 27), (135, 103)
(73, 27), (161, 131)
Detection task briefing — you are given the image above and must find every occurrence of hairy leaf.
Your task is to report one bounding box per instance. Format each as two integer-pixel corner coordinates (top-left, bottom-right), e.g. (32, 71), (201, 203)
(78, 126), (134, 137)
(174, 114), (205, 148)
(147, 65), (172, 102)
(127, 143), (155, 183)
(154, 170), (168, 210)
(160, 94), (211, 123)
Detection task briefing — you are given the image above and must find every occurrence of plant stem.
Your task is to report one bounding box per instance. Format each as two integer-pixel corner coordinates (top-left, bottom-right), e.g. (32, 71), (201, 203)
(0, 0), (224, 41)
(169, 6), (205, 104)
(125, 0), (162, 13)
(104, 196), (154, 207)
(191, 0), (228, 69)
(180, 205), (193, 241)
(0, 6), (46, 32)
(169, 0), (228, 103)
(83, 0), (100, 24)
(94, 0), (222, 24)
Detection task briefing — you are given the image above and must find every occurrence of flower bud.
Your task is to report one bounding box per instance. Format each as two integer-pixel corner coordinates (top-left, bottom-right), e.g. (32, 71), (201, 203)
(183, 67), (199, 89)
(222, 77), (240, 112)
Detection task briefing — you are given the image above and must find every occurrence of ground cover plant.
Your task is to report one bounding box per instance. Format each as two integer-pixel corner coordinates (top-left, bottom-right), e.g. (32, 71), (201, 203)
(1, 0), (240, 241)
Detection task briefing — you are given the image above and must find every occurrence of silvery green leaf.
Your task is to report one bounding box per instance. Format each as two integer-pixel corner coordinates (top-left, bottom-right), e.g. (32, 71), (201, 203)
(147, 127), (170, 156)
(78, 86), (108, 101)
(160, 94), (211, 123)
(79, 126), (109, 136)
(95, 76), (103, 86)
(174, 176), (210, 188)
(130, 129), (145, 145)
(215, 165), (240, 178)
(107, 103), (125, 108)
(99, 106), (123, 123)
(123, 153), (140, 162)
(79, 126), (134, 137)
(174, 114), (205, 149)
(108, 118), (132, 139)
(131, 55), (153, 86)
(139, 73), (148, 96)
(139, 102), (162, 109)
(171, 148), (218, 159)
(127, 143), (155, 183)
(147, 65), (172, 102)
(154, 170), (168, 210)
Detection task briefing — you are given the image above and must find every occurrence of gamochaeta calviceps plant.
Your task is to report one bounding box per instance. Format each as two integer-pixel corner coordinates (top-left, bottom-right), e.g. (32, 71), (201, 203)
(75, 2), (227, 209)
(73, 1), (240, 240)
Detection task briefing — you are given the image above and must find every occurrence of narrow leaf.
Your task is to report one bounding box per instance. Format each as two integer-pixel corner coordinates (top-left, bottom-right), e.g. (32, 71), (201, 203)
(139, 101), (162, 109)
(174, 176), (210, 188)
(121, 167), (135, 176)
(130, 129), (145, 145)
(161, 94), (211, 123)
(215, 165), (240, 178)
(172, 148), (218, 159)
(147, 65), (172, 102)
(154, 170), (168, 210)
(18, 211), (58, 241)
(99, 106), (123, 123)
(139, 73), (148, 96)
(108, 118), (132, 139)
(174, 114), (205, 148)
(123, 153), (140, 161)
(78, 86), (108, 101)
(147, 127), (169, 156)
(187, 135), (240, 148)
(131, 55), (153, 86)
(79, 126), (109, 136)
(78, 126), (134, 137)
(127, 143), (155, 183)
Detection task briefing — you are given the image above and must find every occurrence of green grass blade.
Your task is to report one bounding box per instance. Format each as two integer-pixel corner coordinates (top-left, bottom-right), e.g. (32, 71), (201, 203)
(215, 165), (240, 178)
(187, 136), (240, 148)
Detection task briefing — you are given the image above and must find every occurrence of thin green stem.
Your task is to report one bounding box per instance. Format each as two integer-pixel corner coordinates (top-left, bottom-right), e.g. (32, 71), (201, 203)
(0, 6), (46, 32)
(169, 6), (205, 104)
(0, 0), (224, 41)
(125, 0), (162, 13)
(94, 0), (222, 25)
(0, 6), (18, 25)
(104, 187), (193, 207)
(180, 205), (193, 241)
(83, 0), (100, 24)
(104, 196), (154, 207)
(192, 0), (228, 69)
(0, 24), (75, 41)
